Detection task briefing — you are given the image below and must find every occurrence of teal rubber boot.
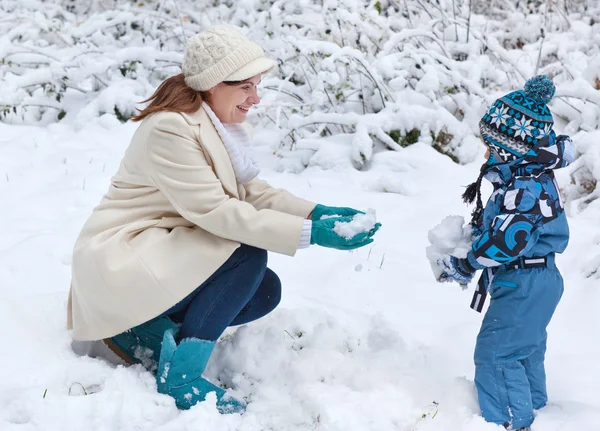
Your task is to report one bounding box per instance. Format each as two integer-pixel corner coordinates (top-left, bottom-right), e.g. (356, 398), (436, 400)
(156, 328), (246, 414)
(106, 316), (179, 373)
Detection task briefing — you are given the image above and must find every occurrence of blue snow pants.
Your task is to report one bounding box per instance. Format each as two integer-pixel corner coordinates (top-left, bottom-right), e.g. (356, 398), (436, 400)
(474, 254), (564, 430)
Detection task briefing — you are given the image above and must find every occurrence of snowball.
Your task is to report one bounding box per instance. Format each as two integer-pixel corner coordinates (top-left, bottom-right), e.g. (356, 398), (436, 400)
(425, 215), (474, 282)
(333, 209), (377, 240)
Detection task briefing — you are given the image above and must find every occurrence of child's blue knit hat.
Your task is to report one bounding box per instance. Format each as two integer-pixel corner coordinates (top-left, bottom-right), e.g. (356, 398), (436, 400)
(480, 75), (556, 163)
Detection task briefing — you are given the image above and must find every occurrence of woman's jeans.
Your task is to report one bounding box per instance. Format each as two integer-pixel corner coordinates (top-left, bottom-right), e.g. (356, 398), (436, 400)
(159, 244), (281, 341)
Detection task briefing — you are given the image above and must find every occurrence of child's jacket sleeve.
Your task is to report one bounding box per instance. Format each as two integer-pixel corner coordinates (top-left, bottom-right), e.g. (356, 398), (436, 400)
(466, 179), (546, 269)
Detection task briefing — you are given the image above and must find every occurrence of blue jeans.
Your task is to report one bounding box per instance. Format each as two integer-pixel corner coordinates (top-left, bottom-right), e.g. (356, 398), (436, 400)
(160, 244), (281, 341)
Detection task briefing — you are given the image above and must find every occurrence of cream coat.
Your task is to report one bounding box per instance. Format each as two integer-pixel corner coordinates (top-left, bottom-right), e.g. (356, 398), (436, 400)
(68, 107), (315, 341)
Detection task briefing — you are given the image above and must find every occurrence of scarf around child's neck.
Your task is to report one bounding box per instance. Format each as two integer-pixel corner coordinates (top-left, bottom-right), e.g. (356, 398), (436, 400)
(462, 134), (574, 228)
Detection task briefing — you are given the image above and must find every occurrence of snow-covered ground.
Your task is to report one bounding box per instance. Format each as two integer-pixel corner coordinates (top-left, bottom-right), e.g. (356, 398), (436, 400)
(0, 118), (598, 431)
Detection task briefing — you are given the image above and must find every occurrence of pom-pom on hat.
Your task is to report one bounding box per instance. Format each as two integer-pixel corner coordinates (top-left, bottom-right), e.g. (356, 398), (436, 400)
(182, 25), (277, 92)
(479, 75), (556, 163)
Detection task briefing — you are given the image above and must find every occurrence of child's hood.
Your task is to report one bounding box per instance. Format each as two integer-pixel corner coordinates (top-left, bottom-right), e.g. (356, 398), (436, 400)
(485, 133), (575, 185)
(519, 133), (575, 171)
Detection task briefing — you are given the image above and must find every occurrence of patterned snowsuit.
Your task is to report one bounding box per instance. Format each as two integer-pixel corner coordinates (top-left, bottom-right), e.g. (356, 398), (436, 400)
(464, 134), (573, 429)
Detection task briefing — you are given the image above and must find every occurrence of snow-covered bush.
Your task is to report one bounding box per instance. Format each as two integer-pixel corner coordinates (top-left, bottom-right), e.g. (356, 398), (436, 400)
(0, 0), (195, 126)
(0, 0), (598, 172)
(560, 129), (600, 279)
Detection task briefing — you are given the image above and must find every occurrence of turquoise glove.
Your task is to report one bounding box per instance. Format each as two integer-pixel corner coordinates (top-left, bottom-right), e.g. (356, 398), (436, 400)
(310, 217), (380, 250)
(310, 204), (364, 221)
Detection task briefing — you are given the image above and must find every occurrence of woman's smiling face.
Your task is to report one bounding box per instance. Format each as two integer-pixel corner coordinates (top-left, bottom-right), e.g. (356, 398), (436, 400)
(206, 74), (261, 124)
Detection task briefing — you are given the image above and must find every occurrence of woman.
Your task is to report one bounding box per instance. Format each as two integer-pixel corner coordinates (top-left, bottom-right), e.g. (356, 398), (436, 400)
(67, 25), (379, 414)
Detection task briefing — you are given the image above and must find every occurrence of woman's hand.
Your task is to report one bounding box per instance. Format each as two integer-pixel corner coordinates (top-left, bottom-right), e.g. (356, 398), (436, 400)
(310, 204), (364, 221)
(310, 217), (379, 250)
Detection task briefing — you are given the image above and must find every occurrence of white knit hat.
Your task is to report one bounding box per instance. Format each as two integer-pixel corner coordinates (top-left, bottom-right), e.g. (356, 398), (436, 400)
(182, 25), (277, 92)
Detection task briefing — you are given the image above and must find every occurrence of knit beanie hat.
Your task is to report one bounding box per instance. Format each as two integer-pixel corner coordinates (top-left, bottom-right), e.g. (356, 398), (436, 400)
(479, 75), (556, 164)
(182, 25), (277, 91)
(463, 75), (556, 226)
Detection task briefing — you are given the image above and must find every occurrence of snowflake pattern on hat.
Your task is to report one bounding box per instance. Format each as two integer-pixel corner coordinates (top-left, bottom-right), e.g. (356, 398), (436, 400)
(480, 76), (556, 163)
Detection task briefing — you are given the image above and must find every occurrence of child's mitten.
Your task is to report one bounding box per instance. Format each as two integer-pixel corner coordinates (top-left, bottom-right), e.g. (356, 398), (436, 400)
(438, 255), (476, 286)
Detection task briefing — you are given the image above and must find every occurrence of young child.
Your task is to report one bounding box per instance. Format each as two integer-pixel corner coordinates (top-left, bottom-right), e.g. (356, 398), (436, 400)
(439, 75), (574, 430)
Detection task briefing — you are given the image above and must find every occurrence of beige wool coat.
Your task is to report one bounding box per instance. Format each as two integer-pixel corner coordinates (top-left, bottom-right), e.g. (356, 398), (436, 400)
(68, 107), (316, 341)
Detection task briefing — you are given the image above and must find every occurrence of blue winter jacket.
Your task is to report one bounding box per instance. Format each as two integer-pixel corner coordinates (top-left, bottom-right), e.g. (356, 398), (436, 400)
(466, 134), (574, 271)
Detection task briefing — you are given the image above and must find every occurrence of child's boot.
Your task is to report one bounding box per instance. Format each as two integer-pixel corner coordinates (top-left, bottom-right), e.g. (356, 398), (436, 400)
(156, 328), (245, 414)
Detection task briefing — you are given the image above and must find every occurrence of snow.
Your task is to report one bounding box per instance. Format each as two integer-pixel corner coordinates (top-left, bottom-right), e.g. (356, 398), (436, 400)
(3, 0), (599, 173)
(425, 216), (474, 283)
(1, 117), (599, 430)
(333, 209), (377, 240)
(0, 0), (599, 430)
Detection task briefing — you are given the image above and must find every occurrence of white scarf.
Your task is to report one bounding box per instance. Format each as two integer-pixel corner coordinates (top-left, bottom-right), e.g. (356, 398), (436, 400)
(202, 102), (260, 184)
